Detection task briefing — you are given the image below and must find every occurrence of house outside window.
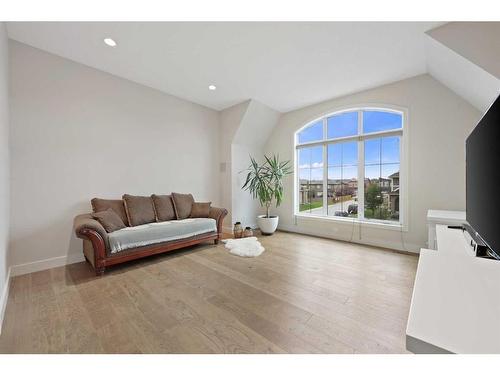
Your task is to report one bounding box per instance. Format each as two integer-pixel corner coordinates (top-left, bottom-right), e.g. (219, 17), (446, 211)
(295, 108), (405, 225)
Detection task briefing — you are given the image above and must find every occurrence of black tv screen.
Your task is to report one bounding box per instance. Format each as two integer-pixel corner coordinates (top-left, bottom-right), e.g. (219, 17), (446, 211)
(466, 94), (500, 259)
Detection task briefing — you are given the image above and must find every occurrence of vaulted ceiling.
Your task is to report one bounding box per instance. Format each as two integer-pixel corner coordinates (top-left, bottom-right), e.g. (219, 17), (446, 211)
(6, 22), (441, 112)
(425, 22), (500, 112)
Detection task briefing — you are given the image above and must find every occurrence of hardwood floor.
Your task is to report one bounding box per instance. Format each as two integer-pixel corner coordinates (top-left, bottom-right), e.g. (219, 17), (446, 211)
(0, 231), (418, 353)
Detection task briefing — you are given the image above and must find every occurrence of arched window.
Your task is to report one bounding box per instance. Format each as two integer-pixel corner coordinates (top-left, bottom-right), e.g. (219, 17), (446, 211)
(295, 108), (404, 224)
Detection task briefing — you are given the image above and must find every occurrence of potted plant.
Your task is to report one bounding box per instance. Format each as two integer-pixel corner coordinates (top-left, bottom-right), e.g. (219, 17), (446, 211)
(242, 154), (292, 235)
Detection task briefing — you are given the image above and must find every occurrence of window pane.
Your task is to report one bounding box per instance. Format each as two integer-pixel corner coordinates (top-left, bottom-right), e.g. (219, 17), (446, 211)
(381, 164), (400, 222)
(310, 167), (323, 181)
(298, 146), (323, 214)
(298, 169), (311, 212)
(327, 112), (358, 139)
(381, 136), (400, 164)
(365, 164), (381, 180)
(327, 141), (357, 167)
(327, 143), (341, 167)
(327, 167), (340, 216)
(386, 167), (400, 221)
(364, 135), (400, 222)
(328, 166), (341, 181)
(342, 166), (358, 218)
(364, 175), (384, 220)
(297, 120), (323, 144)
(310, 146), (323, 168)
(343, 165), (358, 180)
(364, 138), (381, 165)
(327, 141), (358, 217)
(298, 146), (322, 168)
(363, 111), (402, 134)
(298, 148), (310, 168)
(308, 172), (324, 215)
(327, 166), (357, 217)
(342, 141), (358, 166)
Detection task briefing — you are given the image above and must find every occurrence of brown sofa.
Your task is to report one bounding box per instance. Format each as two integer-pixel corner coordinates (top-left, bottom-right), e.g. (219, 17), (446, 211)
(74, 193), (227, 275)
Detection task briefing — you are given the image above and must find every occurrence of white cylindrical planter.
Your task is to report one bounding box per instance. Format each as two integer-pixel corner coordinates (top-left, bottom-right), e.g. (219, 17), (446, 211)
(257, 215), (279, 235)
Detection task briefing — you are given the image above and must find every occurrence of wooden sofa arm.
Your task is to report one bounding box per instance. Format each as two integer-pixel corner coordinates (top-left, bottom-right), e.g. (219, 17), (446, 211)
(74, 213), (108, 274)
(208, 206), (228, 241)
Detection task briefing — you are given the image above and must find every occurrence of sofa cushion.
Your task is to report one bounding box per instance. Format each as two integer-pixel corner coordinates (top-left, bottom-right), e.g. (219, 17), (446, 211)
(123, 194), (156, 227)
(151, 194), (176, 222)
(172, 193), (195, 219)
(91, 208), (126, 233)
(91, 198), (129, 226)
(108, 218), (217, 254)
(190, 202), (211, 218)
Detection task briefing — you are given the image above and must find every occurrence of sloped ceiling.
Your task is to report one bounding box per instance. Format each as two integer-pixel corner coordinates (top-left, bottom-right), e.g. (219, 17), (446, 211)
(6, 22), (440, 112)
(425, 22), (500, 112)
(427, 22), (500, 79)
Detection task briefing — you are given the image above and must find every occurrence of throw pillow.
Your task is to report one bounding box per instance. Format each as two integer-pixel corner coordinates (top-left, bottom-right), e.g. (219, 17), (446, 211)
(171, 192), (195, 219)
(151, 194), (176, 222)
(122, 194), (156, 226)
(190, 202), (212, 218)
(91, 198), (129, 226)
(92, 208), (126, 233)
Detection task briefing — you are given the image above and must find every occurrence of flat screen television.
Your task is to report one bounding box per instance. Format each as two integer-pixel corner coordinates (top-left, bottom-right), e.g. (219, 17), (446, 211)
(466, 93), (500, 260)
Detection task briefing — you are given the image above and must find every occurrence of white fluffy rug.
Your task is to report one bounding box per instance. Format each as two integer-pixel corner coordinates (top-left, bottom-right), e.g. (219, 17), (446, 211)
(222, 236), (265, 257)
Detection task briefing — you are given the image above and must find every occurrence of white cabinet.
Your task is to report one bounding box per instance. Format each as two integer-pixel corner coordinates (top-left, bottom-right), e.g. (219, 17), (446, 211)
(406, 225), (500, 353)
(427, 210), (466, 250)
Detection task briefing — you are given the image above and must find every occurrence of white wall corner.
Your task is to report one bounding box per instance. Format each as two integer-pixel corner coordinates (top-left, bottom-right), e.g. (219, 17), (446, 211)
(220, 99), (282, 229)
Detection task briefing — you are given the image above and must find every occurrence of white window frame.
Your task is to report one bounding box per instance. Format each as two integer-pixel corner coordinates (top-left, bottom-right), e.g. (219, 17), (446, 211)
(294, 106), (408, 231)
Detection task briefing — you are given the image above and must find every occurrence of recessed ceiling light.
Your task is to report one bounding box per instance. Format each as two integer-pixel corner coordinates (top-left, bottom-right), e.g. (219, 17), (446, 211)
(104, 38), (117, 47)
(208, 85), (217, 91)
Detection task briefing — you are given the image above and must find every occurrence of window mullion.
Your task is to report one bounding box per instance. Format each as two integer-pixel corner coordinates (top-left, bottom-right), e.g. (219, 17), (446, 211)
(295, 148), (300, 214)
(322, 118), (328, 216)
(296, 129), (401, 149)
(399, 132), (403, 226)
(358, 110), (365, 220)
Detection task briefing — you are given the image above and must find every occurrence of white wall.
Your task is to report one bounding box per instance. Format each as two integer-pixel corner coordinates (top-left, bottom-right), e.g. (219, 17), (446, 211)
(0, 23), (10, 326)
(231, 100), (281, 228)
(265, 74), (481, 252)
(219, 99), (280, 229)
(9, 41), (220, 270)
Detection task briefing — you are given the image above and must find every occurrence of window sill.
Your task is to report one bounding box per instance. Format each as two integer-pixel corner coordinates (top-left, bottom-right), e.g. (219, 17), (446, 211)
(294, 213), (407, 231)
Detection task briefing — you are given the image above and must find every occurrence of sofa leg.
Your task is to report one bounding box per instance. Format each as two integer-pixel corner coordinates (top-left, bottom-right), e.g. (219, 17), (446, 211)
(95, 267), (105, 276)
(214, 239), (219, 245)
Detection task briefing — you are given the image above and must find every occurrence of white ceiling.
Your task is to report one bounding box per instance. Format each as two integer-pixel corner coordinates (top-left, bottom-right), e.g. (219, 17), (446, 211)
(6, 22), (441, 112)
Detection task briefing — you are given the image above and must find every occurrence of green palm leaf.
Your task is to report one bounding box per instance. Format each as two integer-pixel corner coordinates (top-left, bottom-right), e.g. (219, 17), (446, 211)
(241, 154), (292, 217)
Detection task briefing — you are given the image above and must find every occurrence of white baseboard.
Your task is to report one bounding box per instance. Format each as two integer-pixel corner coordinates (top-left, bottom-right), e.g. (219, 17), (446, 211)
(10, 252), (85, 277)
(222, 226), (233, 234)
(0, 266), (12, 336)
(278, 224), (421, 253)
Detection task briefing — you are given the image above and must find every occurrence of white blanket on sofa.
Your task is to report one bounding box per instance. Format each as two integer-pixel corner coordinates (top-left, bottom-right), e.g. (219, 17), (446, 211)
(222, 237), (265, 257)
(108, 218), (217, 254)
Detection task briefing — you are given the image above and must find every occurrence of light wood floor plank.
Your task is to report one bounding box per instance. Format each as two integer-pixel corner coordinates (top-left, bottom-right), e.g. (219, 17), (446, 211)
(0, 231), (417, 353)
(187, 251), (405, 352)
